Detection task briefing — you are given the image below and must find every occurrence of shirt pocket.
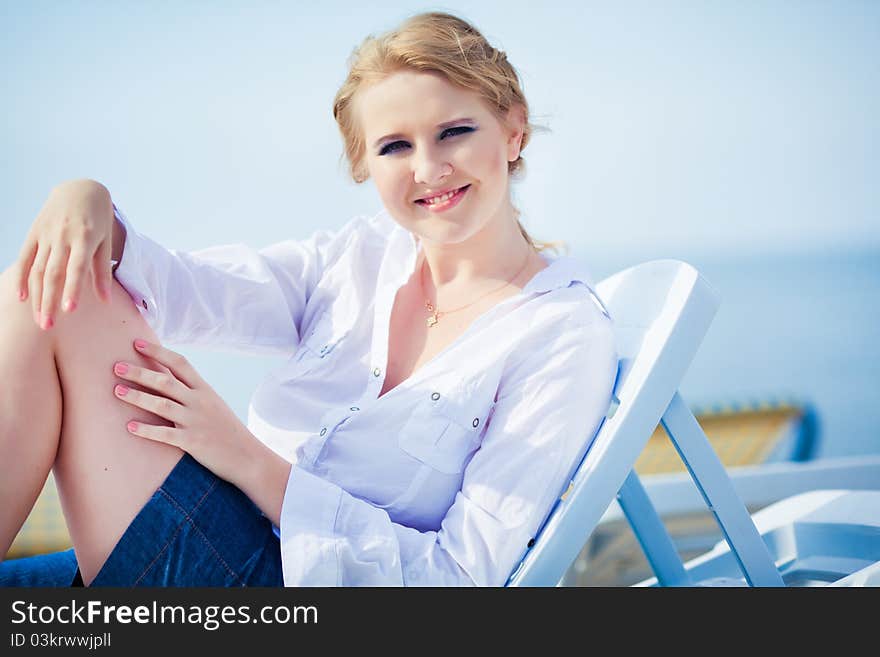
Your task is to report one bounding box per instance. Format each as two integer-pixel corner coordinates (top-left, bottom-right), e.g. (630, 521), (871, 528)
(398, 391), (493, 475)
(294, 311), (350, 375)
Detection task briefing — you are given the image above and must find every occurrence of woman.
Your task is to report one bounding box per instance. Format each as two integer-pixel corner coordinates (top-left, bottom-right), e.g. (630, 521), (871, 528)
(0, 12), (617, 587)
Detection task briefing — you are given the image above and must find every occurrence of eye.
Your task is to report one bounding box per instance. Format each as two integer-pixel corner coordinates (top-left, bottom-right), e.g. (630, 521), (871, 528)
(378, 140), (409, 156)
(441, 126), (475, 139)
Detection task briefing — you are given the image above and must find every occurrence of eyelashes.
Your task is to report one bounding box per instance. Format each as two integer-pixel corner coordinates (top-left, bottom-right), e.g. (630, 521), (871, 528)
(440, 125), (475, 140)
(379, 141), (408, 156)
(378, 125), (476, 156)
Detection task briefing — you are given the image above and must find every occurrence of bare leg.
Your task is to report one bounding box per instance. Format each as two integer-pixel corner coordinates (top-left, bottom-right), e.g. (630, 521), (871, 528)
(0, 269), (63, 561)
(0, 266), (184, 585)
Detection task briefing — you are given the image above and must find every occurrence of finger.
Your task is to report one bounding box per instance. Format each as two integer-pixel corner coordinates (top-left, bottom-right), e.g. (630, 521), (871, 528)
(40, 245), (69, 328)
(114, 384), (187, 425)
(92, 237), (112, 303)
(15, 238), (38, 302)
(29, 246), (50, 329)
(125, 421), (181, 448)
(113, 361), (192, 403)
(60, 244), (90, 313)
(133, 340), (203, 389)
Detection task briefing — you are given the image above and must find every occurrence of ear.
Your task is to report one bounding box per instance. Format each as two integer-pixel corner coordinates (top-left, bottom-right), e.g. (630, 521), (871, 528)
(354, 160), (370, 184)
(505, 105), (526, 163)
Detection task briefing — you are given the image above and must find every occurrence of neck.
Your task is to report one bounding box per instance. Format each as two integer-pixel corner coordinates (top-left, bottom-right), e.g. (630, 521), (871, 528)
(417, 202), (534, 297)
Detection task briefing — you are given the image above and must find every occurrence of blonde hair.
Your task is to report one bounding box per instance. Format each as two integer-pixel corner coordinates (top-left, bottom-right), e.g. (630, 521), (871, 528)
(332, 11), (566, 255)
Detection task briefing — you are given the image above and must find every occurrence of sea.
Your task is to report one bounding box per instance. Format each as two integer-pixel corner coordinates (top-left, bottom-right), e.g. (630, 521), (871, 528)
(179, 247), (880, 460)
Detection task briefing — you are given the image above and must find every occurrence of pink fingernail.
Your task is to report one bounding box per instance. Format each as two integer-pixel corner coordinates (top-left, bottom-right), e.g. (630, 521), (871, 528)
(115, 385), (129, 396)
(127, 421), (139, 432)
(63, 299), (76, 312)
(134, 340), (148, 350)
(114, 362), (129, 375)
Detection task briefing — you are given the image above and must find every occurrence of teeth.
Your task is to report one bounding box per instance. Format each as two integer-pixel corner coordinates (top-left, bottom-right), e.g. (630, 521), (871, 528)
(423, 188), (460, 205)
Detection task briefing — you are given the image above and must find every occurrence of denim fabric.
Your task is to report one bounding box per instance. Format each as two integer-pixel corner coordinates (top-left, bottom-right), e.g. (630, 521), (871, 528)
(0, 548), (79, 586)
(0, 454), (284, 587)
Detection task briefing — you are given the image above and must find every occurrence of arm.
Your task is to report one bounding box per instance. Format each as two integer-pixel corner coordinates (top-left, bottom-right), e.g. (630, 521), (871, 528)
(110, 204), (362, 355)
(275, 314), (618, 586)
(237, 437), (292, 528)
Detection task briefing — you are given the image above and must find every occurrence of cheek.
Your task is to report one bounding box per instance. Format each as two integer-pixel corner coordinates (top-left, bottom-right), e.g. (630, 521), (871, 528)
(491, 147), (509, 174)
(369, 162), (406, 202)
(462, 139), (508, 179)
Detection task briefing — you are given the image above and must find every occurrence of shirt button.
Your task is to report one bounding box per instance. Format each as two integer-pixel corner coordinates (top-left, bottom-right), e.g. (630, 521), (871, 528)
(373, 367), (381, 377)
(431, 392), (441, 401)
(472, 418), (480, 428)
(319, 427), (327, 436)
(350, 406), (359, 412)
(141, 300), (148, 310)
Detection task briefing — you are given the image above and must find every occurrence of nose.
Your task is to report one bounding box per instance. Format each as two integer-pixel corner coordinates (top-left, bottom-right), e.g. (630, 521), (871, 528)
(413, 146), (452, 185)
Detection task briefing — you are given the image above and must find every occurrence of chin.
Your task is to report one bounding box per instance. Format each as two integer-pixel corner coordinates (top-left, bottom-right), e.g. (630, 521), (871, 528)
(427, 223), (480, 247)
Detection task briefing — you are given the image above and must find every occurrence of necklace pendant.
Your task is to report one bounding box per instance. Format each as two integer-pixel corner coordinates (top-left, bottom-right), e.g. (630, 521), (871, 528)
(426, 313), (438, 327)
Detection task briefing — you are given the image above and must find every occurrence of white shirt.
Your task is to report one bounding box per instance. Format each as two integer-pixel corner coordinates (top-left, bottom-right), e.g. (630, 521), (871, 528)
(112, 205), (618, 586)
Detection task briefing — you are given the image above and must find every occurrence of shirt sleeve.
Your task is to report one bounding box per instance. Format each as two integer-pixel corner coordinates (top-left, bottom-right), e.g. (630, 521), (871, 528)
(111, 204), (360, 356)
(277, 313), (618, 586)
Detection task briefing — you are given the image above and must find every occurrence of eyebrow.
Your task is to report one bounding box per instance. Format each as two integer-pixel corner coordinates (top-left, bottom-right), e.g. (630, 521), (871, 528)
(373, 118), (476, 150)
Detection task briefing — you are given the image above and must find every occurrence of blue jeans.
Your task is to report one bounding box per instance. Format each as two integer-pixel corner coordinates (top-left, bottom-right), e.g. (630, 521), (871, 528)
(0, 454), (284, 587)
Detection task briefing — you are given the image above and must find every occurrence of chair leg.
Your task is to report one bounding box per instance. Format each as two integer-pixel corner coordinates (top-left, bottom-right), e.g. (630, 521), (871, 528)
(662, 392), (785, 586)
(617, 470), (692, 586)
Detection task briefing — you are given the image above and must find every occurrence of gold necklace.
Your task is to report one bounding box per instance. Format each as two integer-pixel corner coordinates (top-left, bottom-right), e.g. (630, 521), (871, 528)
(419, 249), (532, 328)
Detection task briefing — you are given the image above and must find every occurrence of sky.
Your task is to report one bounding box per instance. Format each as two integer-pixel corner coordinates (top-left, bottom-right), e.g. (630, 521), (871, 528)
(2, 0), (878, 269)
(1, 1), (878, 459)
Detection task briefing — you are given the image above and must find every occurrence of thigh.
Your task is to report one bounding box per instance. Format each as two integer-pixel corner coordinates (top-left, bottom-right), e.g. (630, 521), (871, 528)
(89, 453), (284, 587)
(50, 277), (184, 584)
(0, 549), (79, 587)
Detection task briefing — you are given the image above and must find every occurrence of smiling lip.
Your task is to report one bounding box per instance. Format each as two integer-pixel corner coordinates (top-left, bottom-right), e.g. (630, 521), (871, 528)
(414, 185), (470, 212)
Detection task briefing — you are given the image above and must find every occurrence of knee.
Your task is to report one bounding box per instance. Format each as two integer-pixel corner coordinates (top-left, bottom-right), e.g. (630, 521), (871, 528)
(1, 259), (122, 324)
(0, 262), (20, 301)
(0, 263), (42, 332)
(52, 277), (145, 343)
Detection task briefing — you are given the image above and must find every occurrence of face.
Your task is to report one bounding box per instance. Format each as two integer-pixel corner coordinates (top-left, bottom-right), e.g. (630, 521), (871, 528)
(356, 70), (524, 247)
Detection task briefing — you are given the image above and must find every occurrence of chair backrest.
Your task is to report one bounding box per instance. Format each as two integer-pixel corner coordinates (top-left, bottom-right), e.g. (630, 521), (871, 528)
(506, 260), (723, 586)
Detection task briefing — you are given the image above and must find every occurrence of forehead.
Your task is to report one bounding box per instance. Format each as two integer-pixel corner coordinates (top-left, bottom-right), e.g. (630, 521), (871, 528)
(356, 70), (492, 138)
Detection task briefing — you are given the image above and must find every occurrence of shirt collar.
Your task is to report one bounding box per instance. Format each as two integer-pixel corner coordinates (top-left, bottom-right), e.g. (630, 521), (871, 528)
(524, 251), (595, 294)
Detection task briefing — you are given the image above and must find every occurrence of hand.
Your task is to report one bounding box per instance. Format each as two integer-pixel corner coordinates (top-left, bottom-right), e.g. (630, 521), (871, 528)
(15, 179), (116, 330)
(112, 338), (262, 488)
